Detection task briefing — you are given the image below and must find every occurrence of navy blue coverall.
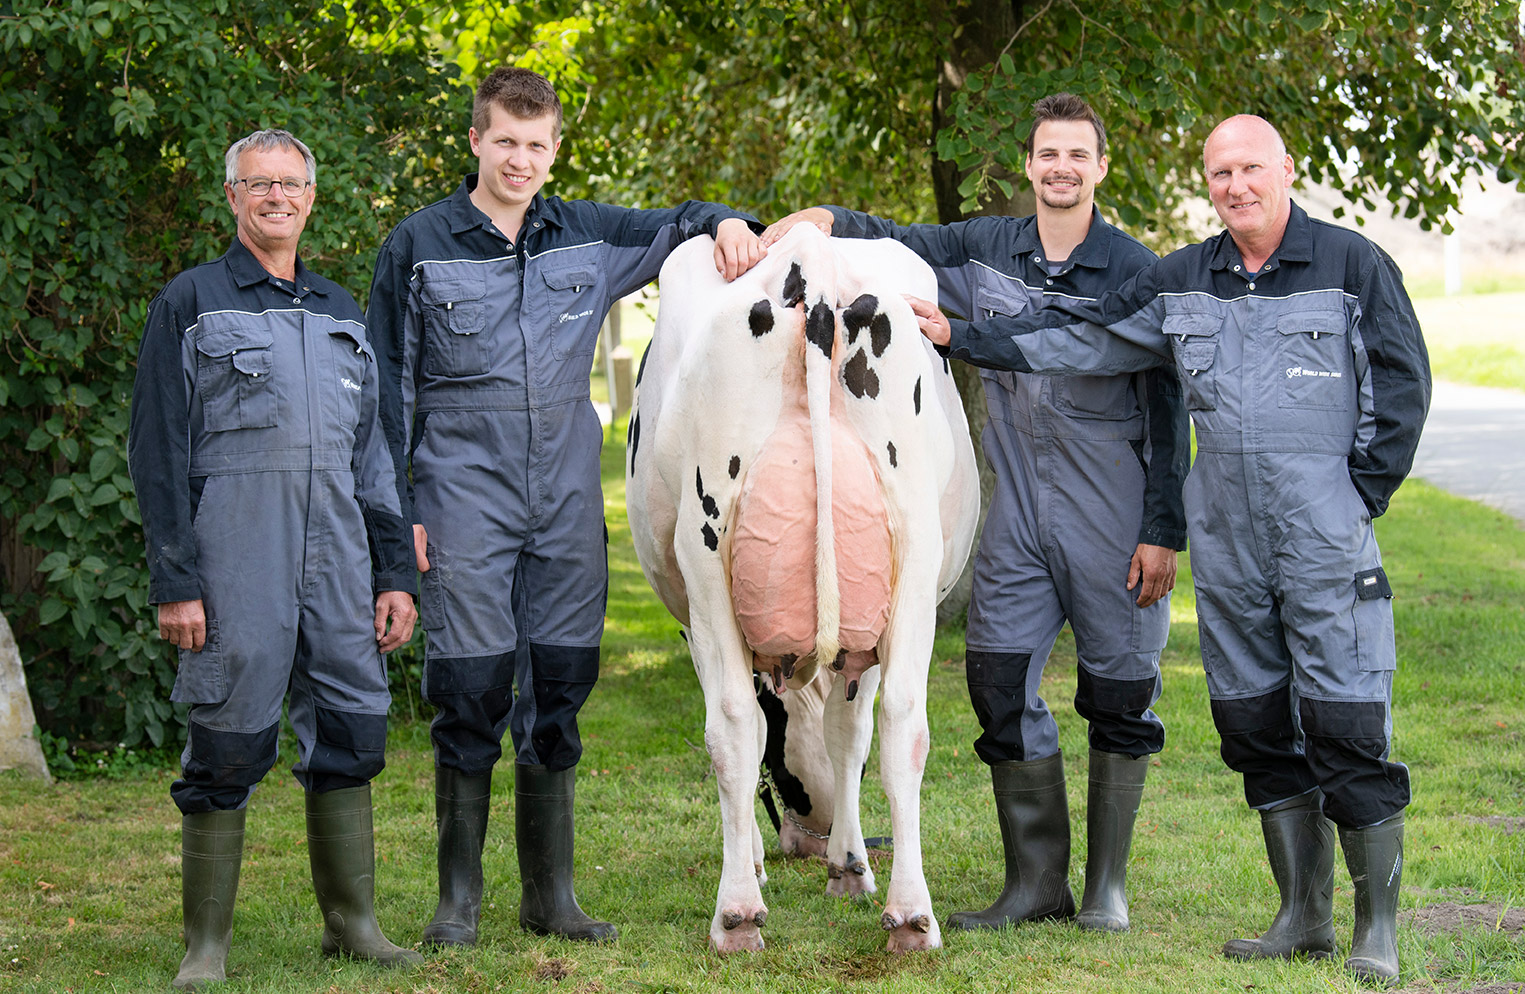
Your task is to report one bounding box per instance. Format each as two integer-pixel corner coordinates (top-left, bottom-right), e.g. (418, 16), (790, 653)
(824, 205), (1189, 764)
(129, 240), (414, 814)
(366, 177), (759, 775)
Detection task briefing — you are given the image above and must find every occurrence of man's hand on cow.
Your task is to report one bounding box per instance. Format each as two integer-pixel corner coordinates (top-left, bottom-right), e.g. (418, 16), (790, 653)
(413, 522), (431, 572)
(903, 295), (951, 347)
(714, 218), (767, 282)
(1127, 543), (1177, 608)
(374, 590), (417, 653)
(158, 599), (208, 652)
(760, 207), (834, 247)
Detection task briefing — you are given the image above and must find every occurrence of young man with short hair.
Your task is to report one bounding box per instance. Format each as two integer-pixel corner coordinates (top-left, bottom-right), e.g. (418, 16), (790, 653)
(765, 92), (1189, 934)
(366, 66), (765, 947)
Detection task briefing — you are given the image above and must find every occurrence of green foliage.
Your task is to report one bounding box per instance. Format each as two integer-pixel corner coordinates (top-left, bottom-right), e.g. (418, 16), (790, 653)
(0, 0), (462, 750)
(431, 0), (942, 222)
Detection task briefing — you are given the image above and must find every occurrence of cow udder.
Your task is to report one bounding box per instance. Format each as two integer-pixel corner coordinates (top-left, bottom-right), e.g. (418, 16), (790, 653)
(730, 412), (892, 660)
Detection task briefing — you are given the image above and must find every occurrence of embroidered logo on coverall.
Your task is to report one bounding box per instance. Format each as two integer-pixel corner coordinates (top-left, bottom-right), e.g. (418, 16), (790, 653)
(1285, 366), (1342, 380)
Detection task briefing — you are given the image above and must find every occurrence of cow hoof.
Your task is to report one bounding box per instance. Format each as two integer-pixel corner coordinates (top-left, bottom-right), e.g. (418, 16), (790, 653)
(825, 856), (876, 897)
(881, 910), (942, 953)
(710, 908), (767, 953)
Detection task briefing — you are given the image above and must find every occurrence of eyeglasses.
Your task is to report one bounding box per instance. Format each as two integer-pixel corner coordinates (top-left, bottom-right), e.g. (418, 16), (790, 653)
(234, 176), (311, 196)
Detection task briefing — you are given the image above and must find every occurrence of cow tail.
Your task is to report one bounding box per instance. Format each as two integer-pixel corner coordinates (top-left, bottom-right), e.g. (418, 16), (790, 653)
(803, 298), (841, 669)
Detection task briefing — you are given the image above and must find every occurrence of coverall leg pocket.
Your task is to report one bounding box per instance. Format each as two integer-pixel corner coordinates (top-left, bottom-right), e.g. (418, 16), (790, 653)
(170, 620), (229, 704)
(1352, 567), (1395, 672)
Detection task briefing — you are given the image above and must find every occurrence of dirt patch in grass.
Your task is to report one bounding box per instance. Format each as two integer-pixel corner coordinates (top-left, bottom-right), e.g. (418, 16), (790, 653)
(534, 957), (573, 982)
(1462, 815), (1525, 835)
(1401, 901), (1525, 937)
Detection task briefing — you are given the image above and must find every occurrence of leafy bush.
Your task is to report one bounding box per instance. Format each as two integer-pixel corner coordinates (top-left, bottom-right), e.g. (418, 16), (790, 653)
(0, 0), (464, 750)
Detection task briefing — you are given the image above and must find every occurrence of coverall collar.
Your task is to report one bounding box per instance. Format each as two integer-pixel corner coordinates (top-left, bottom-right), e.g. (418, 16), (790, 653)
(1209, 199), (1312, 272)
(450, 175), (564, 237)
(225, 237), (327, 295)
(1016, 205), (1113, 273)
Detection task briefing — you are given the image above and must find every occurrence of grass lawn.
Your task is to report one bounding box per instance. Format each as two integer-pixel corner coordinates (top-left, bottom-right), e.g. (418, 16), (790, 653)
(1411, 291), (1525, 393)
(1, 423), (1522, 993)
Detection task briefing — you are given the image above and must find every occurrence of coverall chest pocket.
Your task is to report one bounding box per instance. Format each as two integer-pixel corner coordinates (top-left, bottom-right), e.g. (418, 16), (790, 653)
(1276, 310), (1350, 411)
(1163, 312), (1221, 411)
(195, 326), (277, 432)
(974, 280), (1028, 319)
(420, 274), (489, 378)
(543, 265), (601, 360)
(328, 325), (370, 431)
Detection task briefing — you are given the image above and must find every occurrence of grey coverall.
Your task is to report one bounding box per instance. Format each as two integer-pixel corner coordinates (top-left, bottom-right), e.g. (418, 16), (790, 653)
(826, 206), (1189, 763)
(942, 202), (1431, 829)
(129, 240), (414, 814)
(366, 178), (759, 775)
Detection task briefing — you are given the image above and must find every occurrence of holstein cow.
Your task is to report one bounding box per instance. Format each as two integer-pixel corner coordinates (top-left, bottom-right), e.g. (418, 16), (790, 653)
(625, 223), (979, 952)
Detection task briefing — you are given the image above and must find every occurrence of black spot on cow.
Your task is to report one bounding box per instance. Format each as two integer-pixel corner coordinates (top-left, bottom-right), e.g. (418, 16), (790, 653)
(869, 312), (892, 357)
(628, 411), (641, 474)
(846, 679), (860, 702)
(887, 441), (897, 467)
(842, 293), (879, 346)
(701, 522), (719, 551)
(757, 682), (813, 815)
(728, 455), (740, 479)
(636, 342), (651, 387)
(913, 376), (922, 415)
(806, 301), (834, 358)
(782, 262), (806, 308)
(942, 356), (950, 375)
(843, 349), (880, 399)
(695, 466), (719, 520)
(749, 299), (774, 337)
(831, 649), (846, 671)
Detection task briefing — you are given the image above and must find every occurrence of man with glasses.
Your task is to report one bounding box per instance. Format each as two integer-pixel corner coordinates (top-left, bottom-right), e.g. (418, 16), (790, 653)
(129, 128), (420, 989)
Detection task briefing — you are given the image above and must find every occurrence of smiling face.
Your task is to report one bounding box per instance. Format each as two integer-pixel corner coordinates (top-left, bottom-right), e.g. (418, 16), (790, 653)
(225, 145), (314, 262)
(1025, 118), (1108, 212)
(469, 103), (560, 224)
(1203, 115), (1295, 258)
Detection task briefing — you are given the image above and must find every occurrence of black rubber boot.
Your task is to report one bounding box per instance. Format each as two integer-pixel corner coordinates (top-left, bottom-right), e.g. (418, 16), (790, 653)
(173, 808), (245, 991)
(1341, 814), (1404, 985)
(1076, 749), (1148, 933)
(422, 768), (493, 948)
(1222, 791), (1336, 961)
(305, 785), (422, 966)
(515, 764), (617, 941)
(946, 752), (1077, 930)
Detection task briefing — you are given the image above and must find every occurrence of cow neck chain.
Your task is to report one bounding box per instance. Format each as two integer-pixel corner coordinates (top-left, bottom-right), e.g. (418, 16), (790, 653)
(757, 762), (832, 841)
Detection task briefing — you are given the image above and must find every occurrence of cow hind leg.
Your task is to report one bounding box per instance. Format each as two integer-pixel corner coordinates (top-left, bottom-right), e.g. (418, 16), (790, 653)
(823, 666), (879, 898)
(686, 609), (770, 953)
(876, 633), (942, 953)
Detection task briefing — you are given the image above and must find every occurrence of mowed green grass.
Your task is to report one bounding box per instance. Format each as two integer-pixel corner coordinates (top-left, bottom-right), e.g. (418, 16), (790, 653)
(0, 428), (1521, 993)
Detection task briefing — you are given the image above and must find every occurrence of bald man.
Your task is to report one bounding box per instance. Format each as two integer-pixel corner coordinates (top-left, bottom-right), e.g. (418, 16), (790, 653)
(909, 115), (1430, 984)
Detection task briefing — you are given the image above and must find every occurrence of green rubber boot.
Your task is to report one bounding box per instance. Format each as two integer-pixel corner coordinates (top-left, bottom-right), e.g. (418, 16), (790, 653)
(172, 808), (245, 991)
(1222, 792), (1336, 961)
(305, 785), (422, 966)
(422, 768), (493, 948)
(1076, 750), (1149, 933)
(946, 752), (1077, 930)
(515, 764), (617, 941)
(1341, 814), (1404, 985)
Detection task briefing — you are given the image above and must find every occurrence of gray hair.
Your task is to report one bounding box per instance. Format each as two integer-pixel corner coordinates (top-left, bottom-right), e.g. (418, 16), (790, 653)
(224, 129), (317, 186)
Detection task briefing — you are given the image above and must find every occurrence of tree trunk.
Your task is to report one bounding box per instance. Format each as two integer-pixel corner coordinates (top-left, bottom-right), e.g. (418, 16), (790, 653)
(932, 0), (1037, 625)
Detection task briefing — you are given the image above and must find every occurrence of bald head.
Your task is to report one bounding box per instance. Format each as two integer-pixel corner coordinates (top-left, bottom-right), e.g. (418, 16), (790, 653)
(1203, 115), (1286, 166)
(1202, 114), (1295, 268)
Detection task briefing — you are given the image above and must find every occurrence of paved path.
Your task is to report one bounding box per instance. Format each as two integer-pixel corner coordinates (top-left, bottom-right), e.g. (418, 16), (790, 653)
(1411, 380), (1525, 524)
